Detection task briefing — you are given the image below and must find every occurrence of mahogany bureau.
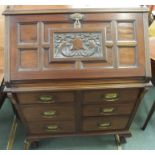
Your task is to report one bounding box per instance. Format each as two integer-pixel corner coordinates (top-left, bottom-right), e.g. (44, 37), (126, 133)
(3, 6), (151, 149)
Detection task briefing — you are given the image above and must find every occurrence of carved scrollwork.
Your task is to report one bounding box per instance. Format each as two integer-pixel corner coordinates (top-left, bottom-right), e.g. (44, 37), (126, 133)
(54, 32), (103, 59)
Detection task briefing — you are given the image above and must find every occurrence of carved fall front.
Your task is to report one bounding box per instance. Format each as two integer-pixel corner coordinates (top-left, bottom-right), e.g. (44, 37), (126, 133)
(10, 13), (145, 80)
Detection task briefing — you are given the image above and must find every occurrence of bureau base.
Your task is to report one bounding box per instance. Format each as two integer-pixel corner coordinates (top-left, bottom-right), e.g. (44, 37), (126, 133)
(23, 131), (132, 150)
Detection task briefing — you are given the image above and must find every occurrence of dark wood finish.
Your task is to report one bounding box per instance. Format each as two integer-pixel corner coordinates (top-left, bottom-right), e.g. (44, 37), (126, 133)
(82, 116), (129, 131)
(3, 6), (151, 149)
(20, 104), (75, 122)
(83, 103), (134, 116)
(28, 120), (76, 134)
(83, 88), (140, 104)
(17, 91), (75, 104)
(8, 12), (146, 81)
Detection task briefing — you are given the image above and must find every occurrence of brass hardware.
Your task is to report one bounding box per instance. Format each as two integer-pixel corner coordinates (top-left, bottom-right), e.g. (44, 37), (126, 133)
(46, 125), (59, 132)
(39, 95), (54, 103)
(100, 107), (115, 114)
(42, 110), (56, 118)
(70, 13), (84, 28)
(98, 122), (111, 128)
(102, 93), (119, 102)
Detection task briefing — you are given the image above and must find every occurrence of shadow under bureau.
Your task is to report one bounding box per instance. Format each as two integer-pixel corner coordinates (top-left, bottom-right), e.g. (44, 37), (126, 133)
(3, 6), (151, 149)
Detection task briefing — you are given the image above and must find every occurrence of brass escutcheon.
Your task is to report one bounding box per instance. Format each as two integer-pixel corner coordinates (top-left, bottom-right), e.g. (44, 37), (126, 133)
(70, 13), (84, 28)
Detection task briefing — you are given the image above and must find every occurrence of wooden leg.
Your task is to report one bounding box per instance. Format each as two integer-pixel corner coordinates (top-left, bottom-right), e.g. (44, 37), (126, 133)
(115, 134), (122, 150)
(141, 101), (155, 130)
(24, 139), (39, 150)
(24, 139), (31, 150)
(114, 133), (131, 150)
(30, 141), (39, 149)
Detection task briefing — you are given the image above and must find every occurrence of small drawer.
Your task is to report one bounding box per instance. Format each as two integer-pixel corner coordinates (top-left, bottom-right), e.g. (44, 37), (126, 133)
(82, 116), (129, 131)
(17, 91), (75, 104)
(20, 104), (75, 122)
(83, 88), (140, 104)
(83, 103), (134, 117)
(28, 120), (75, 134)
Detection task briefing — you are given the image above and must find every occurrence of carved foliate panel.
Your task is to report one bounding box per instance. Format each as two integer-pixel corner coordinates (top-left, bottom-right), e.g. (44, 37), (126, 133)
(53, 32), (103, 60)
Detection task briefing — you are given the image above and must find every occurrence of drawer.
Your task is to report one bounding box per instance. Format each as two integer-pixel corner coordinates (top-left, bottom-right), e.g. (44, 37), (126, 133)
(82, 116), (129, 131)
(20, 104), (75, 122)
(28, 120), (75, 134)
(83, 88), (140, 104)
(83, 103), (134, 117)
(17, 91), (75, 104)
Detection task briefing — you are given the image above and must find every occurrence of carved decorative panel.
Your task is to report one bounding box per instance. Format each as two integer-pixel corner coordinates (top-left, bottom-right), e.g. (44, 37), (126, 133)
(82, 47), (114, 69)
(43, 48), (76, 70)
(52, 32), (103, 60)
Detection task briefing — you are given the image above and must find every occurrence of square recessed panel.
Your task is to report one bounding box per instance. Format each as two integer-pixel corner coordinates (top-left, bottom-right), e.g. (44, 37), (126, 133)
(19, 49), (38, 69)
(117, 22), (135, 41)
(118, 47), (136, 67)
(19, 23), (37, 43)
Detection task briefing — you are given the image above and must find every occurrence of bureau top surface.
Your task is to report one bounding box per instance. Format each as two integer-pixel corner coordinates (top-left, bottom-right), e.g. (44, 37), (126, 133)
(3, 5), (148, 15)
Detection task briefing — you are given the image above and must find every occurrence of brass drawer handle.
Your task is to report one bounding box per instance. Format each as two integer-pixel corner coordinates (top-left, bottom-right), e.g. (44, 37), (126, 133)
(98, 122), (111, 129)
(39, 95), (55, 103)
(102, 93), (119, 102)
(100, 107), (115, 114)
(46, 125), (59, 132)
(42, 110), (56, 118)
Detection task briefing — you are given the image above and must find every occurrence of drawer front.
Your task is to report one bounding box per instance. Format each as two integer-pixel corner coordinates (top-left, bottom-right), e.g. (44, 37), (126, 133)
(28, 121), (75, 134)
(20, 104), (75, 122)
(17, 91), (75, 104)
(83, 103), (134, 117)
(83, 88), (139, 104)
(82, 116), (129, 131)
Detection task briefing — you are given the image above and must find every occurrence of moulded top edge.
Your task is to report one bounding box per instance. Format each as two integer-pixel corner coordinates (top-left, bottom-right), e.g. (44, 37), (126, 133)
(3, 6), (149, 15)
